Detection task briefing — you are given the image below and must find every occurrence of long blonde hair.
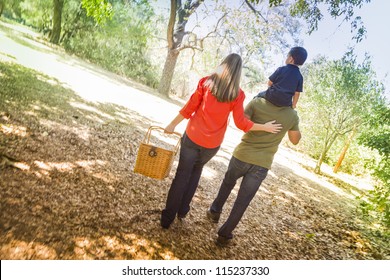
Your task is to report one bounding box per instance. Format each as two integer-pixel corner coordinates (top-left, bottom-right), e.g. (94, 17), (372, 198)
(205, 53), (242, 103)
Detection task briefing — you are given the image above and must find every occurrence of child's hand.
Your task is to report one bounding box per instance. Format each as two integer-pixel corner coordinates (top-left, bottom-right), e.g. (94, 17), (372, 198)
(264, 120), (282, 134)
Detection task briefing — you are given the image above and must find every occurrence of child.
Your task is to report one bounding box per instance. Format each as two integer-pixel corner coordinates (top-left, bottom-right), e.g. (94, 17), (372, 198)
(256, 47), (308, 109)
(161, 53), (282, 229)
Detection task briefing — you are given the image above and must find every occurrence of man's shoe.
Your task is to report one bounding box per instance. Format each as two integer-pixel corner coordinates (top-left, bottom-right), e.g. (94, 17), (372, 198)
(206, 209), (220, 223)
(160, 218), (171, 229)
(215, 235), (232, 247)
(161, 222), (170, 229)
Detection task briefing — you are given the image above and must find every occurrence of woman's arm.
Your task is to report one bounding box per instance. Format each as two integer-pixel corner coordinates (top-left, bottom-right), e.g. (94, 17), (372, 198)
(250, 120), (282, 134)
(179, 77), (207, 119)
(165, 113), (185, 133)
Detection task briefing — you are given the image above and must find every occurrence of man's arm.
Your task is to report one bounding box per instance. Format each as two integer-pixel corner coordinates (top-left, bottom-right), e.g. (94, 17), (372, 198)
(288, 130), (301, 145)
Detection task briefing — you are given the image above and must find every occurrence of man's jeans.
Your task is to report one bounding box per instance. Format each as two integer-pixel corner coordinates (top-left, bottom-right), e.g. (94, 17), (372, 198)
(161, 133), (219, 227)
(210, 156), (268, 239)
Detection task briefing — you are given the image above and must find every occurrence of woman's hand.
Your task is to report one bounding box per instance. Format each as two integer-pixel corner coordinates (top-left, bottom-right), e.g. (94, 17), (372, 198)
(263, 120), (282, 134)
(164, 113), (185, 134)
(164, 123), (176, 134)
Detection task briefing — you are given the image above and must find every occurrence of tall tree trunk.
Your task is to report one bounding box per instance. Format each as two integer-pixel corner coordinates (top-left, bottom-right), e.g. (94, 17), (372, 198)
(50, 0), (64, 44)
(158, 50), (180, 96)
(0, 0), (4, 17)
(158, 0), (203, 97)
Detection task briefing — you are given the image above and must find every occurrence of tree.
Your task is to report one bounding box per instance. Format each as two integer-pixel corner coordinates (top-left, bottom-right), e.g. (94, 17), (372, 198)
(50, 0), (64, 44)
(301, 51), (384, 174)
(157, 0), (204, 96)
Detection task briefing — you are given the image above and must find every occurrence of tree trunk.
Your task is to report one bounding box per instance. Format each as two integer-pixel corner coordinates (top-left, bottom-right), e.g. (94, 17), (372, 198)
(0, 1), (4, 17)
(157, 0), (203, 97)
(333, 126), (357, 173)
(50, 0), (64, 44)
(314, 133), (338, 174)
(314, 151), (326, 174)
(158, 50), (180, 96)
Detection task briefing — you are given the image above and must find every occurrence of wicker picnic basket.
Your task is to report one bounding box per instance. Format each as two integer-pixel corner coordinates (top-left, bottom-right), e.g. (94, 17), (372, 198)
(134, 126), (182, 180)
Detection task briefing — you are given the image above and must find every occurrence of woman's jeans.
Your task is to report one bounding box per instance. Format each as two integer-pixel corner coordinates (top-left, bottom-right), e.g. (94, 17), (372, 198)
(210, 156), (268, 239)
(161, 133), (219, 228)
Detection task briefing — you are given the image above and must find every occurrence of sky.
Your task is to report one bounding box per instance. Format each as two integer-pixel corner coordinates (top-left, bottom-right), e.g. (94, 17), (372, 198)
(300, 0), (389, 98)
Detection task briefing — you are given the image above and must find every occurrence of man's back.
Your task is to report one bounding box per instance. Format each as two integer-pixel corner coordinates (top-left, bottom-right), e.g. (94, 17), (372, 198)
(233, 98), (300, 169)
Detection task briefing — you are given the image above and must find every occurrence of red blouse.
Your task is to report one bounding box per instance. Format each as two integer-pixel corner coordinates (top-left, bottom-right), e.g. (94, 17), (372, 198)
(179, 76), (254, 148)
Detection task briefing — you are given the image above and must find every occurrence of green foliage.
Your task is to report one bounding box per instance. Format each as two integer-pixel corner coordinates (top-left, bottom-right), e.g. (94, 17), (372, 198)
(19, 0), (52, 31)
(358, 101), (389, 183)
(299, 51), (384, 173)
(357, 103), (390, 229)
(359, 183), (390, 229)
(63, 1), (158, 87)
(249, 0), (371, 41)
(81, 0), (113, 25)
(289, 0), (370, 42)
(360, 104), (390, 151)
(0, 0), (22, 19)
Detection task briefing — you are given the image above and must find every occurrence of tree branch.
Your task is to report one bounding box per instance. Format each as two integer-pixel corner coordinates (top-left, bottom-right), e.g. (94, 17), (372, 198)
(176, 44), (203, 52)
(245, 0), (268, 23)
(177, 0), (204, 33)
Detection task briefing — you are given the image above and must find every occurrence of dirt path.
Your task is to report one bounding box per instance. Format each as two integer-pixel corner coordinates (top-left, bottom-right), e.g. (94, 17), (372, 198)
(0, 21), (386, 260)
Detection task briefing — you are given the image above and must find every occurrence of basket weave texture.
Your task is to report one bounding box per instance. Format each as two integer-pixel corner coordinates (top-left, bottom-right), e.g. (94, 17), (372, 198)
(134, 126), (181, 180)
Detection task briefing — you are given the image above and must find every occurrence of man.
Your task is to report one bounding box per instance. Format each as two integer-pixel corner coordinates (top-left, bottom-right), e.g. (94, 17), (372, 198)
(206, 97), (301, 245)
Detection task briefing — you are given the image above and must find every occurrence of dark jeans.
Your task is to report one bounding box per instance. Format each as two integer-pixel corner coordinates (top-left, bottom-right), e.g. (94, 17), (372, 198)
(210, 156), (268, 239)
(161, 133), (219, 228)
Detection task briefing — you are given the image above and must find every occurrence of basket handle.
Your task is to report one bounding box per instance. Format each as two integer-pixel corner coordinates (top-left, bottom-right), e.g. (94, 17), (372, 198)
(144, 126), (182, 154)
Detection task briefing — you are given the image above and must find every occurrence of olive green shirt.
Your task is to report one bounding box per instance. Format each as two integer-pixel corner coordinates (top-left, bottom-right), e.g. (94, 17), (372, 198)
(233, 98), (300, 169)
